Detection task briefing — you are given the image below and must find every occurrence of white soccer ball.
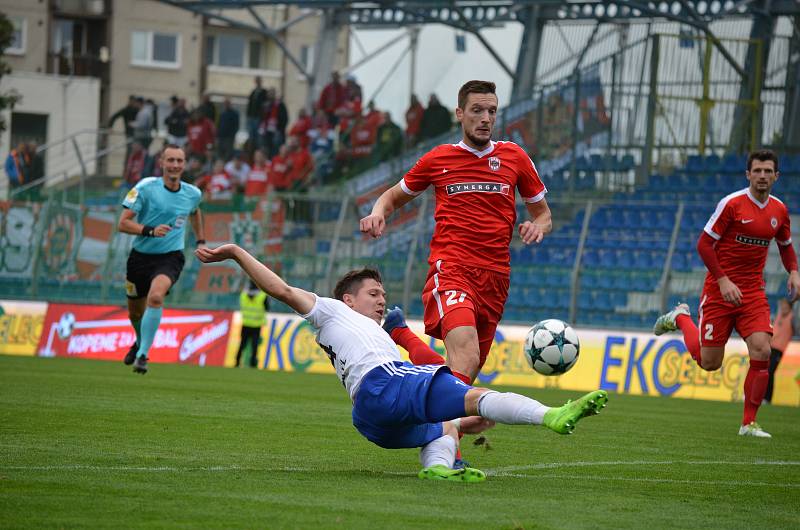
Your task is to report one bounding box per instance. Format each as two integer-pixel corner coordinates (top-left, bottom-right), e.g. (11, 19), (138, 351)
(524, 319), (580, 376)
(56, 312), (76, 340)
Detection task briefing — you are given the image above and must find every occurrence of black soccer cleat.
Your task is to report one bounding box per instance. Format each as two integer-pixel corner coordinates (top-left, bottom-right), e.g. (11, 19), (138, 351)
(123, 343), (139, 365)
(132, 356), (148, 374)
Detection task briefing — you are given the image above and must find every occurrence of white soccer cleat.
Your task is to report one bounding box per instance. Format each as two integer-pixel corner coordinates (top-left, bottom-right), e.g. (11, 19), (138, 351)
(738, 422), (772, 438)
(653, 303), (690, 336)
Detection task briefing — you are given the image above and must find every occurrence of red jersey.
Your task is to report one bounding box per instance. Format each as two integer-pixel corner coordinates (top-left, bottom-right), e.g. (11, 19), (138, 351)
(287, 148), (313, 186)
(270, 154), (290, 190)
(703, 188), (792, 290)
(207, 171), (232, 193)
(401, 140), (546, 274)
(187, 118), (215, 154)
(244, 163), (270, 196)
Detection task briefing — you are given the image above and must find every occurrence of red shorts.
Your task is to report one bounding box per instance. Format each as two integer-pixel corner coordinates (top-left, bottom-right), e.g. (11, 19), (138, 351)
(421, 260), (509, 367)
(698, 287), (772, 347)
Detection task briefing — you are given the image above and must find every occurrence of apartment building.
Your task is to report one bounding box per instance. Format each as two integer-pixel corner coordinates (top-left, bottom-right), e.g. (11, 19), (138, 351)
(0, 0), (349, 182)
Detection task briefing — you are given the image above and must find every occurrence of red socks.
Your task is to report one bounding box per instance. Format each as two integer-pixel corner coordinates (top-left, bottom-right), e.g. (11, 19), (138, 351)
(742, 359), (769, 425)
(676, 314), (702, 365)
(451, 370), (472, 385)
(390, 327), (444, 366)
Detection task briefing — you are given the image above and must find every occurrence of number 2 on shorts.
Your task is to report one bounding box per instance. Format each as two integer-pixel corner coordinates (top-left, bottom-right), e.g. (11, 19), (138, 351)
(704, 323), (714, 340)
(445, 290), (466, 306)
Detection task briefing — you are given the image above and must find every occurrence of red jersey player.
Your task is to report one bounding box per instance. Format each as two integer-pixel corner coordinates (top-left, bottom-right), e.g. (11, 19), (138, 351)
(653, 149), (800, 438)
(360, 80), (552, 385)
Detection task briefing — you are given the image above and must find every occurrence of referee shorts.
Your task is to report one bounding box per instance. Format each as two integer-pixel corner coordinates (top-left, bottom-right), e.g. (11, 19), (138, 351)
(125, 249), (185, 299)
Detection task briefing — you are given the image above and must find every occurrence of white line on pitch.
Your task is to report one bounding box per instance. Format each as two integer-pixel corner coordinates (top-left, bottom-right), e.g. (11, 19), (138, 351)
(490, 473), (800, 488)
(489, 460), (800, 473)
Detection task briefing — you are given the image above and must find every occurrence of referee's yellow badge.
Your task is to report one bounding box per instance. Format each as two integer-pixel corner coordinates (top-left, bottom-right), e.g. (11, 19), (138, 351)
(125, 188), (138, 203)
(125, 280), (138, 297)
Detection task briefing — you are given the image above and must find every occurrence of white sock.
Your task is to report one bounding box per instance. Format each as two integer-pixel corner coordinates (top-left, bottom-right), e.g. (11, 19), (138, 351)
(419, 435), (457, 469)
(477, 391), (550, 425)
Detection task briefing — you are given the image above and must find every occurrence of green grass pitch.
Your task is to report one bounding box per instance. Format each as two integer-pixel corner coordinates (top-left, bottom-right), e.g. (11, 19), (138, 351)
(1, 355), (798, 529)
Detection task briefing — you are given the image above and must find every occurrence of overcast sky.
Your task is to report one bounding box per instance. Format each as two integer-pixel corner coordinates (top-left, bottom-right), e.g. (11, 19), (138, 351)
(349, 23), (523, 125)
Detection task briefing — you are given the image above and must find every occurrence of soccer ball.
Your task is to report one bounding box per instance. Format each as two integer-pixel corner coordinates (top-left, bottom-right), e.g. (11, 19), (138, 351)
(524, 319), (580, 375)
(56, 312), (77, 340)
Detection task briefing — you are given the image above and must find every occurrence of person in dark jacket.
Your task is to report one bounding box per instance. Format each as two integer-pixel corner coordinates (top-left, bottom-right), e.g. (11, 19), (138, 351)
(217, 98), (240, 162)
(246, 77), (267, 149)
(420, 94), (453, 140)
(165, 96), (190, 147)
(109, 95), (140, 139)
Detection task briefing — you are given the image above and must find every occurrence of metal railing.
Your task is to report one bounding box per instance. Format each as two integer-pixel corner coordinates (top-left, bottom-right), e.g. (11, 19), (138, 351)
(9, 128), (131, 204)
(3, 183), (796, 330)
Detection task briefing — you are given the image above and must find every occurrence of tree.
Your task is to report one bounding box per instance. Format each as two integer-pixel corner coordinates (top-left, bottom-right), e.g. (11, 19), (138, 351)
(0, 13), (21, 140)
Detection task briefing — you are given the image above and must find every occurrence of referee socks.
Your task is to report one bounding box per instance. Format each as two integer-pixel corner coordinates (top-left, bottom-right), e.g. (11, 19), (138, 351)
(137, 306), (163, 359)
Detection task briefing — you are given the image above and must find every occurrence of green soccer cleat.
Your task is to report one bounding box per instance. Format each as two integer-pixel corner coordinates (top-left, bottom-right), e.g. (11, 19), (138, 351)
(543, 390), (608, 435)
(418, 464), (486, 483)
(653, 303), (690, 336)
(738, 422), (772, 438)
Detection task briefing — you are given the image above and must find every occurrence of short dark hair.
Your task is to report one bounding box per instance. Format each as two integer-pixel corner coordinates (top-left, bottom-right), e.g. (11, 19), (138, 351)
(161, 144), (186, 157)
(333, 268), (382, 301)
(457, 80), (497, 109)
(747, 149), (778, 172)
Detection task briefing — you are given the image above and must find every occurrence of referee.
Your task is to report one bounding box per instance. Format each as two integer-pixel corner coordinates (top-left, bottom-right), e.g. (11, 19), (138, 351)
(117, 144), (205, 374)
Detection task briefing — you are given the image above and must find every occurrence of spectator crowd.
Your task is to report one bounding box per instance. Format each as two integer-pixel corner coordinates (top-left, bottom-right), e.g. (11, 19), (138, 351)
(111, 72), (455, 202)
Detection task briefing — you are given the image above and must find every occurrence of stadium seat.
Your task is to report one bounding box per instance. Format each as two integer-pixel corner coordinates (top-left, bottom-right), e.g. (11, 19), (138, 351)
(703, 154), (721, 173)
(686, 154), (703, 173)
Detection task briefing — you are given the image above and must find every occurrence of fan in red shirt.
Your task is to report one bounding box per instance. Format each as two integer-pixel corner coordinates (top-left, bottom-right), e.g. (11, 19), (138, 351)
(186, 110), (216, 158)
(653, 149), (800, 438)
(284, 136), (314, 190)
(244, 150), (271, 197)
(360, 80), (552, 385)
(269, 144), (291, 191)
(288, 108), (312, 149)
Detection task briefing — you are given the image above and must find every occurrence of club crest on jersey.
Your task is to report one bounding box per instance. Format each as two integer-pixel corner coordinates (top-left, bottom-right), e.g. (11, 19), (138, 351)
(446, 182), (510, 196)
(488, 156), (501, 171)
(771, 217), (778, 228)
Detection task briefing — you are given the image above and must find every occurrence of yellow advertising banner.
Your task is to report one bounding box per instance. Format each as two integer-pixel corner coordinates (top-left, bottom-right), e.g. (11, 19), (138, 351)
(0, 301), (48, 356)
(226, 312), (800, 407)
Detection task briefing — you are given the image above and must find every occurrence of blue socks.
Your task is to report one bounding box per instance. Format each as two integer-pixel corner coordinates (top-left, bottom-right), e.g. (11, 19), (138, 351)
(136, 306), (163, 359)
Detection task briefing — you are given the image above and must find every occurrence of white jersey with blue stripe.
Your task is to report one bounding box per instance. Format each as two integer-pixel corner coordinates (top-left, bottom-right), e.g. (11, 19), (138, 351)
(302, 295), (402, 401)
(122, 176), (202, 254)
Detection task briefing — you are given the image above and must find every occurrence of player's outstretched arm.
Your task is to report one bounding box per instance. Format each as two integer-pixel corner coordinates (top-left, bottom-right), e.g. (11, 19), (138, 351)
(189, 209), (207, 248)
(195, 244), (315, 314)
(117, 208), (171, 237)
(360, 182), (415, 238)
(518, 197), (552, 244)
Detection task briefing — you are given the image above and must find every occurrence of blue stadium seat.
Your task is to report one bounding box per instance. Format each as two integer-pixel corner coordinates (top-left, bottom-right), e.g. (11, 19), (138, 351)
(686, 155), (703, 173)
(722, 153), (745, 173)
(703, 154), (721, 173)
(623, 153), (636, 170)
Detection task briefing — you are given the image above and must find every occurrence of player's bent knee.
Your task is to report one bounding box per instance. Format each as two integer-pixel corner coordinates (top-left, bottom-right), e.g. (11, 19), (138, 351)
(147, 293), (165, 307)
(700, 358), (723, 371)
(464, 388), (489, 416)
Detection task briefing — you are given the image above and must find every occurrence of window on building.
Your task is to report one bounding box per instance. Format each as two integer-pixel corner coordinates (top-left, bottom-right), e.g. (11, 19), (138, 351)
(205, 35), (215, 65)
(7, 16), (26, 55)
(218, 35), (244, 67)
(300, 44), (313, 71)
(207, 33), (268, 71)
(248, 40), (261, 69)
(131, 30), (180, 68)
